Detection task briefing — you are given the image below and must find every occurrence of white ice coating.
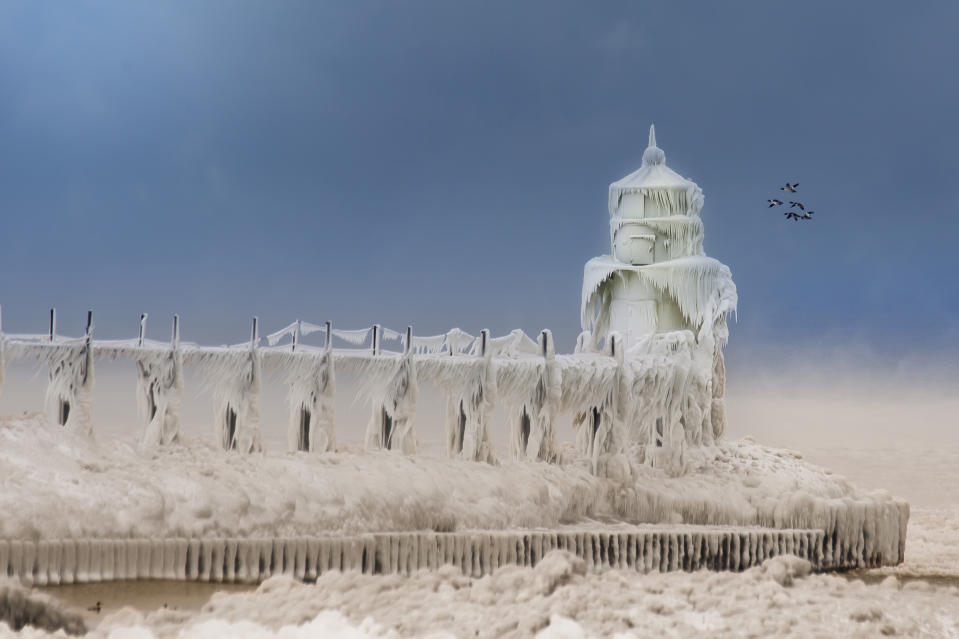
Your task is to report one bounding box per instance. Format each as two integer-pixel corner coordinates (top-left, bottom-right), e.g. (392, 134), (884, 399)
(435, 330), (497, 463)
(135, 345), (184, 449)
(607, 126), (704, 219)
(284, 349), (336, 453)
(36, 340), (96, 437)
(191, 344), (264, 453)
(507, 331), (561, 462)
(0, 415), (911, 575)
(573, 333), (631, 475)
(0, 125), (911, 577)
(362, 349), (419, 454)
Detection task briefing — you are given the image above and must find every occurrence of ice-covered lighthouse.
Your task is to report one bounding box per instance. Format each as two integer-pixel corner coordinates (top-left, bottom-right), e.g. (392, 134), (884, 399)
(581, 125), (735, 349)
(580, 125), (737, 450)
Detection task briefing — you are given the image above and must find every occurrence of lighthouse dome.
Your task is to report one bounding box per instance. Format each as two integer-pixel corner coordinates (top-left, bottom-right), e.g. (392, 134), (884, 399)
(608, 125), (702, 218)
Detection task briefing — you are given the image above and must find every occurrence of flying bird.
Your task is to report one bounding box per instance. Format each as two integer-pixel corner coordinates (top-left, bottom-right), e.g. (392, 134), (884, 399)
(788, 201), (805, 211)
(87, 601), (102, 614)
(780, 182), (799, 193)
(767, 199), (783, 207)
(800, 211), (814, 220)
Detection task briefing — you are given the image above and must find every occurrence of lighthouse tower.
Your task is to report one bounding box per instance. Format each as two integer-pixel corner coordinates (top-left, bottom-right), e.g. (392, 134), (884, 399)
(581, 125), (717, 349)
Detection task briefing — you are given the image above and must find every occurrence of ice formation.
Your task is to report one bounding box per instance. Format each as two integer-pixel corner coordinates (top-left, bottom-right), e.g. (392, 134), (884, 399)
(269, 321), (337, 453)
(192, 319), (264, 453)
(444, 330), (496, 462)
(131, 316), (184, 449)
(3, 311), (101, 438)
(0, 125), (911, 579)
(362, 327), (419, 454)
(506, 331), (561, 462)
(574, 125), (737, 473)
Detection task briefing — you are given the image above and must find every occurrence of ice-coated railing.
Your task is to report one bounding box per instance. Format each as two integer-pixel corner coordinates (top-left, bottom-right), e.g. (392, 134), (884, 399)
(0, 306), (727, 470)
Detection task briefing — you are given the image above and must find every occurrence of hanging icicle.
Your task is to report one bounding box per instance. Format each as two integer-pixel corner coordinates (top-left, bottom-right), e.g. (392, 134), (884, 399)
(573, 333), (631, 475)
(444, 329), (496, 463)
(364, 327), (418, 454)
(509, 330), (561, 462)
(44, 311), (95, 437)
(444, 328), (475, 354)
(195, 318), (263, 453)
(331, 327), (371, 346)
(286, 322), (336, 453)
(136, 315), (184, 450)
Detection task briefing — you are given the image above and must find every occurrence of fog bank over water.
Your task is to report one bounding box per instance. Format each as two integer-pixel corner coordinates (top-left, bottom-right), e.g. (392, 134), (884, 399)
(724, 344), (959, 509)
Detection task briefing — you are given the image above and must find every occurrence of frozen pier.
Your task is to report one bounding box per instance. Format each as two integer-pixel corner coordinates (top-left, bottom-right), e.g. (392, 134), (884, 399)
(0, 526), (860, 587)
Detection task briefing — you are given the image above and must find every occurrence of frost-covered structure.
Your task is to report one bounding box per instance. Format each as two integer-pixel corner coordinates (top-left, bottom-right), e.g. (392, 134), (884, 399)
(268, 321), (337, 453)
(363, 327), (418, 454)
(0, 125), (910, 575)
(133, 315), (184, 449)
(578, 125), (736, 468)
(21, 311), (100, 437)
(195, 319), (264, 453)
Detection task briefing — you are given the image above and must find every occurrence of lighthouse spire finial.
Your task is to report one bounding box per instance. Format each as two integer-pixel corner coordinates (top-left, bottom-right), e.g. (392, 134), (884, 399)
(641, 123), (665, 166)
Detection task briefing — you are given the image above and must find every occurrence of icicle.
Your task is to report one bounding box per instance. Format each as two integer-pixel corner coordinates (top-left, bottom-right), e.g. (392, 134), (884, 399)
(43, 310), (95, 436)
(510, 330), (560, 462)
(364, 326), (418, 454)
(581, 255), (737, 341)
(404, 332), (447, 355)
(286, 322), (335, 453)
(209, 317), (262, 453)
(331, 327), (371, 346)
(445, 329), (496, 463)
(138, 316), (184, 449)
(266, 321), (299, 347)
(444, 328), (475, 354)
(380, 327), (403, 343)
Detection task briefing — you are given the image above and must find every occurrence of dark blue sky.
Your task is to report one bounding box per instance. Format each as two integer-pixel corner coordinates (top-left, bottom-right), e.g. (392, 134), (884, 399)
(1, 2), (957, 363)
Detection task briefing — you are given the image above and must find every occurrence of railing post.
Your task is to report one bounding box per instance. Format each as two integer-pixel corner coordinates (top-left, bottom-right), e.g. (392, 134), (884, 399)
(49, 308), (56, 342)
(138, 313), (148, 347)
(171, 315), (180, 348)
(325, 321), (332, 352)
(250, 317), (259, 352)
(405, 325), (412, 355)
(541, 330), (548, 357)
(371, 325), (380, 356)
(83, 310), (94, 385)
(292, 319), (300, 353)
(481, 329), (488, 357)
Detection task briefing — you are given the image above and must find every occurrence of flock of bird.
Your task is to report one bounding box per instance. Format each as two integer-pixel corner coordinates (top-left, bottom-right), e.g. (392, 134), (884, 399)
(767, 183), (815, 221)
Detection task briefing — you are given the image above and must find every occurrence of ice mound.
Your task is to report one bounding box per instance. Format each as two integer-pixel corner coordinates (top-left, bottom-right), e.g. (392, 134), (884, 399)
(0, 414), (907, 572)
